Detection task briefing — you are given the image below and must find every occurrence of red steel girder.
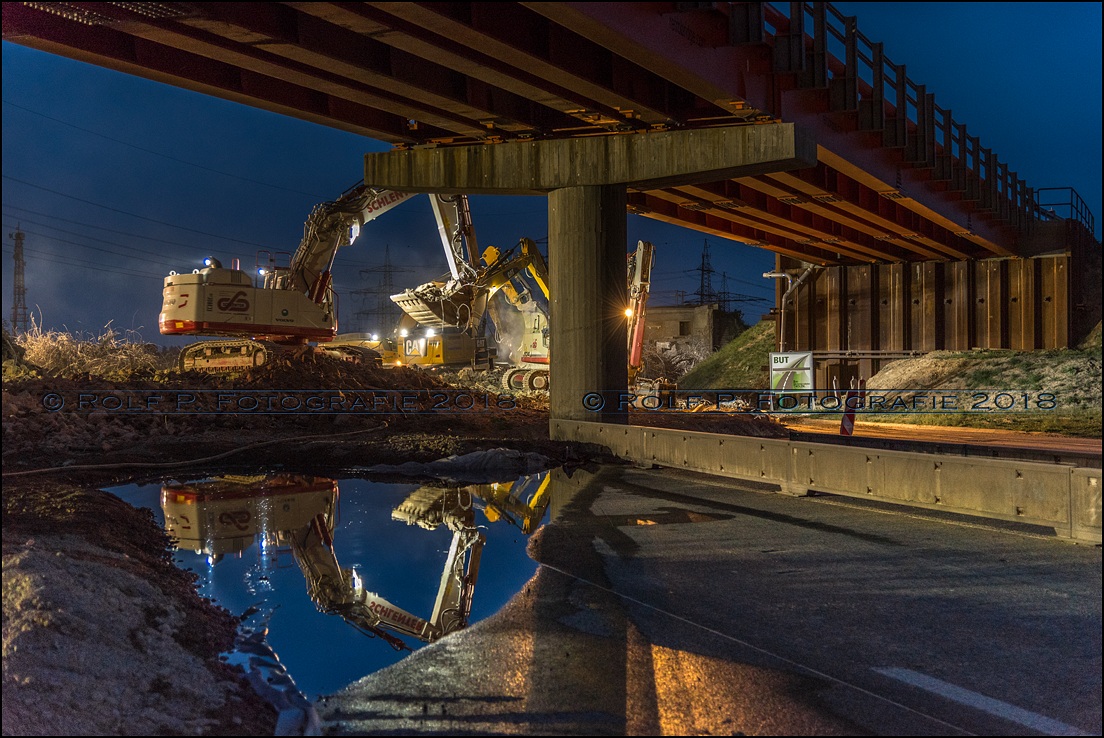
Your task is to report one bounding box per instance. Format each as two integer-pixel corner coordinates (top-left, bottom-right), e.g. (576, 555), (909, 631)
(289, 2), (640, 134)
(629, 191), (841, 266)
(183, 3), (580, 137)
(1, 2), (444, 143)
(764, 169), (973, 260)
(672, 179), (917, 263)
(735, 175), (949, 261)
(366, 2), (709, 129)
(665, 184), (889, 263)
(529, 2), (1023, 255)
(59, 0), (494, 140)
(525, 2), (766, 114)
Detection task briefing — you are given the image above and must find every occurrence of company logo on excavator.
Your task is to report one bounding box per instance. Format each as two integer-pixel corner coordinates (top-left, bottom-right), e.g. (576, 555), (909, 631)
(367, 600), (426, 630)
(364, 190), (416, 215)
(217, 291), (250, 312)
(217, 510), (251, 531)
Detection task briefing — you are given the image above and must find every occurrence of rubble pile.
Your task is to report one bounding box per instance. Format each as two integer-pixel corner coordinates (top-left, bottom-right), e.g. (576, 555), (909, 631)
(631, 407), (789, 438)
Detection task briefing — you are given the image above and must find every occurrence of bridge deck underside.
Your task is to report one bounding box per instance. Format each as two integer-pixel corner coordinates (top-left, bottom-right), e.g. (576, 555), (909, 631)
(4, 1), (1065, 264)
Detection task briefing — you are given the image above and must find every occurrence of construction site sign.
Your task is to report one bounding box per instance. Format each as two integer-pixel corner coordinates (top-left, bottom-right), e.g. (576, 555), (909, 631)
(770, 352), (814, 392)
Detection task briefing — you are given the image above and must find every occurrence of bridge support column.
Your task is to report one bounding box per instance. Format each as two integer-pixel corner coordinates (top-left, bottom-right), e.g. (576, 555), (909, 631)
(548, 185), (628, 422)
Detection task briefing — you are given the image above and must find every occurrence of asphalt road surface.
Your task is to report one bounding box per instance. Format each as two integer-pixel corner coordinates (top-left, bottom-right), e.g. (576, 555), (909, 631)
(781, 418), (1102, 457)
(319, 465), (1101, 736)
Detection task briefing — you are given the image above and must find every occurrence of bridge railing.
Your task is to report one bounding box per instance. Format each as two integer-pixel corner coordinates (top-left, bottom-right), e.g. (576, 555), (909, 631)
(1034, 187), (1097, 243)
(745, 2), (1065, 238)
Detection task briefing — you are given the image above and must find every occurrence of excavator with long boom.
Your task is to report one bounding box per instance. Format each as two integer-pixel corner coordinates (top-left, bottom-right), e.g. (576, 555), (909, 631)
(390, 239), (656, 392)
(161, 473), (484, 651)
(160, 471), (553, 651)
(159, 185), (478, 372)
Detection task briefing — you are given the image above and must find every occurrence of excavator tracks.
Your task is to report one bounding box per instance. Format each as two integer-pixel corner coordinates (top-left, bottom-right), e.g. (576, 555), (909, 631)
(179, 339), (271, 373)
(500, 367), (550, 392)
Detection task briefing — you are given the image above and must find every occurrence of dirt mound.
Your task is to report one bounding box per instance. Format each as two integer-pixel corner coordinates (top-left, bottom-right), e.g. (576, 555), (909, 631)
(216, 350), (449, 391)
(1080, 320), (1102, 350)
(869, 349), (1101, 410)
(3, 484), (277, 736)
(631, 408), (788, 437)
(866, 346), (1101, 436)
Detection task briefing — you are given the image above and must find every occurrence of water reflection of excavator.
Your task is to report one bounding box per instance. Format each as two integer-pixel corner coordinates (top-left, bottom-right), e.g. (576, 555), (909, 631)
(294, 486), (482, 651)
(159, 471), (553, 650)
(160, 474), (483, 650)
(158, 185), (478, 372)
(464, 471), (553, 535)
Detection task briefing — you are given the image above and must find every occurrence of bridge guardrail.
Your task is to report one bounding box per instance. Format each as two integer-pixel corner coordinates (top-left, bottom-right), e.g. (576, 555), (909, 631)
(552, 419), (1102, 543)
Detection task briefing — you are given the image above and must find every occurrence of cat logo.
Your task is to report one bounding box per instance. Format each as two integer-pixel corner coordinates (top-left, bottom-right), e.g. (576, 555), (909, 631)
(404, 338), (426, 357)
(217, 291), (250, 312)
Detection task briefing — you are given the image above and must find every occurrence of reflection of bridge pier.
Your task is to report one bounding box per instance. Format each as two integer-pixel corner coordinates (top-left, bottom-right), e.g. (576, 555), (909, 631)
(364, 125), (816, 427)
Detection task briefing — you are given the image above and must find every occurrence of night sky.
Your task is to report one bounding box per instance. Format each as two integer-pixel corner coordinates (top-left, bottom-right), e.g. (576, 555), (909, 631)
(2, 2), (1100, 344)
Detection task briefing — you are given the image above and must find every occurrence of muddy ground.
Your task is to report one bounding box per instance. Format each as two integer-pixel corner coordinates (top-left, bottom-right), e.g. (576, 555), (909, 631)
(1, 356), (786, 736)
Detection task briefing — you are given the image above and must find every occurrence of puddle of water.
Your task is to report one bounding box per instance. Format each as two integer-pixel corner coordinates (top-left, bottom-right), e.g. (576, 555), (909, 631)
(108, 472), (551, 699)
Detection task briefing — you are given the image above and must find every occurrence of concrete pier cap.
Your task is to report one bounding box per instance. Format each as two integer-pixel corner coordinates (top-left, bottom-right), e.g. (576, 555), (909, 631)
(364, 123), (815, 195)
(363, 124), (815, 427)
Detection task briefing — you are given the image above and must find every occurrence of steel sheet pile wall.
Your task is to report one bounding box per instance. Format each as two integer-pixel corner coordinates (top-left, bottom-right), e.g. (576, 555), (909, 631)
(778, 250), (1093, 382)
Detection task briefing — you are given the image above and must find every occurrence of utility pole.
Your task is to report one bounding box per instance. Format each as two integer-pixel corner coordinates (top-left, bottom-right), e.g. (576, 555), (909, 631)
(351, 245), (413, 334)
(716, 271), (764, 311)
(9, 226), (29, 332)
(691, 239), (718, 306)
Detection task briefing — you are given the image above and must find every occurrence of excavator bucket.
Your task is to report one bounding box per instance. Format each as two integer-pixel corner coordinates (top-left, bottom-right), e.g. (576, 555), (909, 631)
(391, 283), (481, 329)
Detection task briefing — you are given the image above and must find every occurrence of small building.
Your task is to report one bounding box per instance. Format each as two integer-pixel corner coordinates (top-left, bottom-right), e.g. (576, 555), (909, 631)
(644, 304), (743, 351)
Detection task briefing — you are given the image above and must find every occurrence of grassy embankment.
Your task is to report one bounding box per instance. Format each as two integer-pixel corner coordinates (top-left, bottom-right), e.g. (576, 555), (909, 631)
(678, 320), (1102, 438)
(679, 320), (774, 391)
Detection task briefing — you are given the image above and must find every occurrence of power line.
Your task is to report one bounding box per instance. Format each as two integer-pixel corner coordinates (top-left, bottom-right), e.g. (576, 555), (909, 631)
(1, 221), (188, 268)
(2, 99), (329, 199)
(2, 204), (229, 251)
(2, 175), (271, 248)
(1, 215), (202, 264)
(2, 243), (166, 280)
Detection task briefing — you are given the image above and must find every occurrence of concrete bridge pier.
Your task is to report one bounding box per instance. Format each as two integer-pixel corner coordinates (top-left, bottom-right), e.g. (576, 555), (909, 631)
(548, 185), (628, 423)
(362, 123), (816, 434)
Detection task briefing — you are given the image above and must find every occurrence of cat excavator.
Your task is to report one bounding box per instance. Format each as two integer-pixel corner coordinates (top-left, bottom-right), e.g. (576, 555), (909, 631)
(390, 239), (656, 392)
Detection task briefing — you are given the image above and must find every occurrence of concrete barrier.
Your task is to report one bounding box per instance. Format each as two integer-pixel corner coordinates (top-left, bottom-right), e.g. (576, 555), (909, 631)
(552, 419), (1100, 544)
(1071, 468), (1103, 542)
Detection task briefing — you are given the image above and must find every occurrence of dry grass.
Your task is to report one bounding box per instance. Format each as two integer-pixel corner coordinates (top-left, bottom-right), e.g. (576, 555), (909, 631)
(12, 322), (179, 381)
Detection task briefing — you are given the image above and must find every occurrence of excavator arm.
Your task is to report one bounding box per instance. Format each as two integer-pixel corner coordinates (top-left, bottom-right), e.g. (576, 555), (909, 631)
(390, 238), (548, 331)
(286, 186), (418, 301)
(285, 489), (484, 650)
(626, 240), (655, 385)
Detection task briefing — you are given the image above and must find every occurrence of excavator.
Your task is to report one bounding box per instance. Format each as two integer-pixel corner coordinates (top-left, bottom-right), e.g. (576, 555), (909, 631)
(158, 185), (480, 372)
(160, 473), (485, 650)
(389, 237), (551, 377)
(390, 238), (656, 393)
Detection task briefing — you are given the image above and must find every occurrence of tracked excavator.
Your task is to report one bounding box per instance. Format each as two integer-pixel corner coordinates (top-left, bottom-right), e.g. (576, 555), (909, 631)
(390, 238), (656, 393)
(158, 185), (478, 372)
(389, 237), (551, 376)
(160, 472), (553, 650)
(160, 474), (484, 650)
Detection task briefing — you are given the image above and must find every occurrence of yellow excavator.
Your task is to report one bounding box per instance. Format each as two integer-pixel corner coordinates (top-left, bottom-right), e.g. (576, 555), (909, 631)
(161, 471), (553, 650)
(390, 238), (656, 392)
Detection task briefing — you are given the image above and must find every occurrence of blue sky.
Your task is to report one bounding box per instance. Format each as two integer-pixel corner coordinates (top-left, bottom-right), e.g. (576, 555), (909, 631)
(2, 2), (1100, 342)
